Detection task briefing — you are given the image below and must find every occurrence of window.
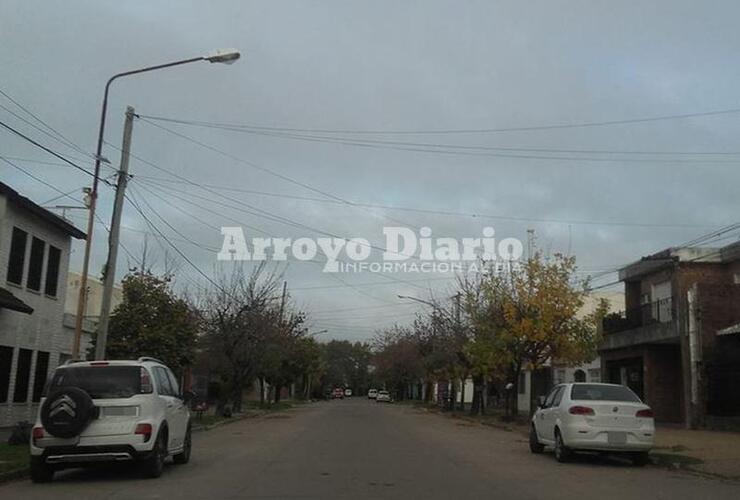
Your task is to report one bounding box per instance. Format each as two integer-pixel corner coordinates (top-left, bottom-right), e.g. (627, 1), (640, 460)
(57, 353), (71, 367)
(573, 369), (586, 383)
(45, 246), (61, 296)
(570, 384), (641, 402)
(6, 227), (27, 285)
(26, 237), (45, 291)
(543, 385), (560, 407)
(154, 367), (174, 396)
(32, 351), (50, 402)
(518, 371), (526, 394)
(13, 348), (32, 402)
(49, 366), (143, 399)
(0, 346), (13, 403)
(166, 369), (180, 397)
(552, 386), (565, 407)
(651, 280), (672, 322)
(587, 368), (601, 382)
(554, 369), (566, 385)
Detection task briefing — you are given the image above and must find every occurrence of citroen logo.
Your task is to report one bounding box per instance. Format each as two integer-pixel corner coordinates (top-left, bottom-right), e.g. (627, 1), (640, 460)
(612, 406), (619, 413)
(49, 395), (77, 418)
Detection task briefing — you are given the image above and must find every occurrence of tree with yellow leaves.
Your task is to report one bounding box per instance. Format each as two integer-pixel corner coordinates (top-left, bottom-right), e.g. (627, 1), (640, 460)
(465, 252), (605, 416)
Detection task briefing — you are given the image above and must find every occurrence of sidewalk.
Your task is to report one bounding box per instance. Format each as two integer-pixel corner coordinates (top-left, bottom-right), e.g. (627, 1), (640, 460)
(413, 403), (740, 480)
(653, 426), (740, 479)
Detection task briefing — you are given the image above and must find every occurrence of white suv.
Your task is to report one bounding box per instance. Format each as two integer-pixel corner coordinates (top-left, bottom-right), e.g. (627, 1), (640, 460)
(29, 358), (192, 482)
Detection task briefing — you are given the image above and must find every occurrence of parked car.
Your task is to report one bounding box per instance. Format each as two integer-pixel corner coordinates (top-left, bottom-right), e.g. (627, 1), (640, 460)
(332, 388), (345, 399)
(529, 383), (654, 465)
(344, 388), (353, 397)
(367, 389), (378, 399)
(376, 390), (391, 403)
(29, 358), (192, 482)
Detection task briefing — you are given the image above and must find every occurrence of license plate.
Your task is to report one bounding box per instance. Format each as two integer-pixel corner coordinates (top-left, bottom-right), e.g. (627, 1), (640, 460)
(608, 431), (627, 445)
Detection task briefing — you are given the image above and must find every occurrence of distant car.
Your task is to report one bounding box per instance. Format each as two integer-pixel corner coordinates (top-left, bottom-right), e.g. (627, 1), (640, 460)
(344, 388), (353, 397)
(530, 383), (654, 465)
(29, 358), (192, 482)
(367, 389), (378, 399)
(332, 388), (345, 399)
(376, 390), (391, 403)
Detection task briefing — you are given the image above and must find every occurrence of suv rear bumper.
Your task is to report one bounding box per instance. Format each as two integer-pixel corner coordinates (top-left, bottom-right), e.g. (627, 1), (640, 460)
(38, 445), (156, 467)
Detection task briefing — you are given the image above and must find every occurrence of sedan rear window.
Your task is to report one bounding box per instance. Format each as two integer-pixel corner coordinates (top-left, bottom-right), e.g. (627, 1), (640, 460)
(48, 366), (144, 399)
(570, 384), (641, 403)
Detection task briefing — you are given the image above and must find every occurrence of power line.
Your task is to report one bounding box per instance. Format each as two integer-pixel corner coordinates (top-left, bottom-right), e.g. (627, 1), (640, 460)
(129, 183), (219, 253)
(129, 176), (427, 295)
(124, 189), (224, 292)
(0, 119), (97, 178)
(120, 148), (428, 266)
(138, 115), (740, 164)
(135, 174), (719, 229)
(0, 155), (83, 206)
(132, 118), (415, 227)
(0, 87), (95, 159)
(138, 105), (740, 135)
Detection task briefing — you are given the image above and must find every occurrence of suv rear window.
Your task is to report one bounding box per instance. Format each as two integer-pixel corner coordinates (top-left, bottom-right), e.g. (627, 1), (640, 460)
(48, 366), (144, 399)
(570, 384), (641, 403)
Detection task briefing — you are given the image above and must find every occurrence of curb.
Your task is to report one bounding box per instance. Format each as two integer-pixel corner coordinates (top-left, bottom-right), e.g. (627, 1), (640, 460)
(0, 466), (29, 484)
(192, 410), (265, 433)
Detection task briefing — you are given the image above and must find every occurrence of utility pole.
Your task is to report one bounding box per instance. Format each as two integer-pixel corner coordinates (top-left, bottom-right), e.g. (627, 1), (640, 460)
(526, 228), (535, 261)
(95, 106), (135, 360)
(279, 280), (287, 321)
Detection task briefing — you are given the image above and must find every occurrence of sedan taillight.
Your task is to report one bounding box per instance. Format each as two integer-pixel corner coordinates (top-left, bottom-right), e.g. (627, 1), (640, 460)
(568, 405), (595, 416)
(636, 408), (654, 418)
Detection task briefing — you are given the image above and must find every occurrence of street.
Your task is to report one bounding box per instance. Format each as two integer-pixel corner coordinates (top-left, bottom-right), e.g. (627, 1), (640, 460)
(1, 400), (738, 499)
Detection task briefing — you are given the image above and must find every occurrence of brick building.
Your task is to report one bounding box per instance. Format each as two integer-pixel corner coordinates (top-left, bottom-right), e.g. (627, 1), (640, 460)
(0, 182), (85, 428)
(599, 243), (740, 428)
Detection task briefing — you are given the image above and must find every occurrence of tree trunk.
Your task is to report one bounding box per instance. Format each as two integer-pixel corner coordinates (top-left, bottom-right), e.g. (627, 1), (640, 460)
(510, 364), (521, 417)
(274, 384), (282, 403)
(424, 380), (433, 403)
(448, 380), (457, 411)
(259, 377), (265, 405)
(232, 383), (243, 414)
(470, 375), (484, 416)
(459, 377), (466, 412)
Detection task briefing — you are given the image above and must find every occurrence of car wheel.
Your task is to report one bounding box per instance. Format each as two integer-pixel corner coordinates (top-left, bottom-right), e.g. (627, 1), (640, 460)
(529, 425), (545, 454)
(173, 425), (192, 465)
(554, 429), (571, 463)
(141, 430), (167, 478)
(30, 456), (54, 483)
(631, 451), (650, 467)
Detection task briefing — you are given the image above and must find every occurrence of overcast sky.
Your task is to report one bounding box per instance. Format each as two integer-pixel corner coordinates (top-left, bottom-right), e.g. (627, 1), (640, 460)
(1, 1), (738, 341)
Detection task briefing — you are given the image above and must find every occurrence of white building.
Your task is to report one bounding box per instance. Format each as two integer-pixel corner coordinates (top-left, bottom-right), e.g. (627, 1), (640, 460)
(516, 291), (625, 414)
(0, 182), (86, 428)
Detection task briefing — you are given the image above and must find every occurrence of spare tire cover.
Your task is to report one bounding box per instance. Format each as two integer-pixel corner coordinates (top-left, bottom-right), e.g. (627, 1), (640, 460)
(41, 387), (95, 438)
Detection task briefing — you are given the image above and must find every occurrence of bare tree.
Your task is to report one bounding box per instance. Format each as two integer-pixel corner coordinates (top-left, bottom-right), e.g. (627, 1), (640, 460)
(200, 262), (282, 413)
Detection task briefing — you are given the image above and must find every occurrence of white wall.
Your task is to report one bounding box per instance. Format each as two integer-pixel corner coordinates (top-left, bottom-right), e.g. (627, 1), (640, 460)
(0, 197), (88, 427)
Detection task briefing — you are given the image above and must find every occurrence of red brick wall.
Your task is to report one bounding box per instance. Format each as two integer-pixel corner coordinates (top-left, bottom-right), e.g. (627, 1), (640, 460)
(644, 346), (683, 423)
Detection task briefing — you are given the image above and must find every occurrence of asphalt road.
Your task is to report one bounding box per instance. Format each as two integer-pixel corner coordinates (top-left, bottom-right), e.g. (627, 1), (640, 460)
(2, 399), (739, 499)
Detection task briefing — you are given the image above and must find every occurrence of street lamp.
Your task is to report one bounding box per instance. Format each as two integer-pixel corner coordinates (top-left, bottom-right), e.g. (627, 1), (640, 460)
(397, 294), (436, 308)
(72, 49), (241, 359)
(307, 329), (328, 337)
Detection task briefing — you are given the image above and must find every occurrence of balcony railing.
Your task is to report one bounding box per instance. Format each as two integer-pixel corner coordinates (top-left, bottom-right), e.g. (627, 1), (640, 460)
(602, 297), (673, 335)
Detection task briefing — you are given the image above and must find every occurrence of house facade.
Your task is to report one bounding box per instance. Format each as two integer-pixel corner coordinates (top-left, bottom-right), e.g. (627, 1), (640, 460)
(516, 291), (625, 415)
(599, 243), (740, 428)
(0, 182), (85, 428)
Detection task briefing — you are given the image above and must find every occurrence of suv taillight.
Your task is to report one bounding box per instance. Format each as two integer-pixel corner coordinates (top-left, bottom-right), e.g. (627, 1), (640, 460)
(140, 367), (153, 394)
(636, 408), (654, 418)
(32, 426), (44, 445)
(135, 423), (153, 442)
(569, 405), (595, 416)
